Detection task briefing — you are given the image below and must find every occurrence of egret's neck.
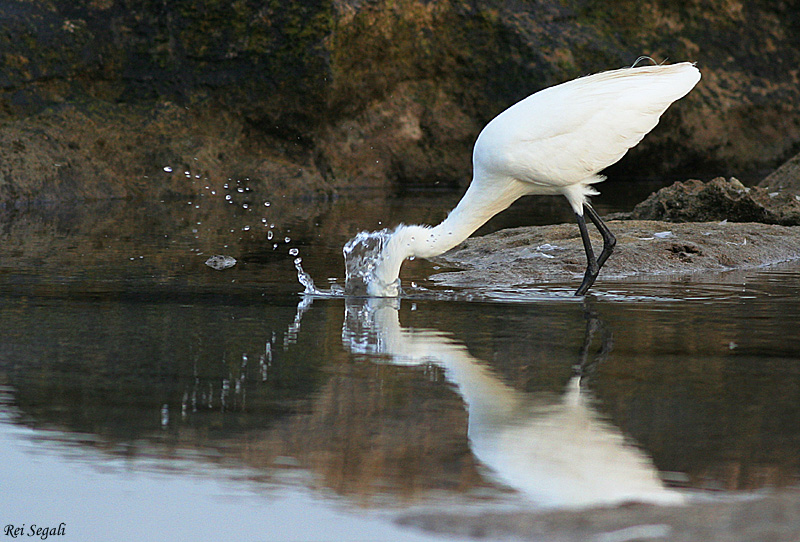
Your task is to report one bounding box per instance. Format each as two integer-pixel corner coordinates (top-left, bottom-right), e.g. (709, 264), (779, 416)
(369, 176), (528, 296)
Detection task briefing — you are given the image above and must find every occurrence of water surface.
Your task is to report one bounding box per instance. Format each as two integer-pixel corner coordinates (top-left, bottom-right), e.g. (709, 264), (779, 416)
(2, 188), (800, 541)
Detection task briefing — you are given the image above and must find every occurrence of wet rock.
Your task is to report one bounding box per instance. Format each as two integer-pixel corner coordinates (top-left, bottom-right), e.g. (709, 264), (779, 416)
(431, 221), (800, 290)
(617, 177), (800, 226)
(760, 151), (800, 194)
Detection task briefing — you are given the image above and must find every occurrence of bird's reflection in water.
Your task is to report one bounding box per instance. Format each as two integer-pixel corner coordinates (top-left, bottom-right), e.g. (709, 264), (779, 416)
(338, 297), (685, 509)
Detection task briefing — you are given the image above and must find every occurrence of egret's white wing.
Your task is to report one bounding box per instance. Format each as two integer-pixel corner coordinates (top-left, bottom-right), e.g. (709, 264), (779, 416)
(474, 63), (701, 187)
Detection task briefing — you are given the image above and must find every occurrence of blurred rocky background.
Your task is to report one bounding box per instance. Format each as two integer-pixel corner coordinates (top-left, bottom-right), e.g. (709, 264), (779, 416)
(2, 0), (800, 205)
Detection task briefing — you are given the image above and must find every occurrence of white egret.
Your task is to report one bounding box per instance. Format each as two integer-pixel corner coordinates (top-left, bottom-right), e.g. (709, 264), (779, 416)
(352, 62), (701, 296)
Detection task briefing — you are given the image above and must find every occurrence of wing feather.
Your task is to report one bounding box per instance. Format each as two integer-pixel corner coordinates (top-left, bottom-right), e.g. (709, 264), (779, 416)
(473, 63), (701, 186)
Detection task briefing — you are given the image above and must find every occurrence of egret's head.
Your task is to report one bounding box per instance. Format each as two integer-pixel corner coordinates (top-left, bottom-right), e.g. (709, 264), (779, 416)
(343, 228), (401, 296)
(343, 225), (429, 297)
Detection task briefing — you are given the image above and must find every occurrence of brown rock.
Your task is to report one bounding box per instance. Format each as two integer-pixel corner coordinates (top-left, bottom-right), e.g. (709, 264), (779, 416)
(3, 1), (800, 203)
(760, 152), (800, 194)
(622, 178), (800, 226)
(432, 220), (800, 290)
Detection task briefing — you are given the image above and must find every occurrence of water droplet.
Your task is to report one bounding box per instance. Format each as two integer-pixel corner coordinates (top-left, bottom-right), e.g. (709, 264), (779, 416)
(242, 203), (249, 209)
(267, 231), (273, 240)
(243, 226), (250, 231)
(163, 166), (173, 172)
(205, 255), (237, 270)
(225, 194), (232, 201)
(284, 237), (291, 243)
(289, 248), (299, 256)
(264, 201), (271, 207)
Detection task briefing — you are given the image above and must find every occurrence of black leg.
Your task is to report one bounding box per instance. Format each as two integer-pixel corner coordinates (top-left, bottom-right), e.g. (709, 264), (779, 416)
(584, 203), (616, 268)
(574, 203), (616, 296)
(574, 211), (598, 296)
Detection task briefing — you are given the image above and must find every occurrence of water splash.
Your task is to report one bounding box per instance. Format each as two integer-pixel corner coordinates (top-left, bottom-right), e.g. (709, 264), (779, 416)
(342, 229), (399, 295)
(294, 257), (320, 294)
(292, 228), (399, 297)
(293, 255), (344, 295)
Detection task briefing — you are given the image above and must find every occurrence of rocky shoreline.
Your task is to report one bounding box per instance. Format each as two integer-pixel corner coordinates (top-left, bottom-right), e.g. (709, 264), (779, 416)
(425, 176), (800, 290)
(431, 219), (800, 291)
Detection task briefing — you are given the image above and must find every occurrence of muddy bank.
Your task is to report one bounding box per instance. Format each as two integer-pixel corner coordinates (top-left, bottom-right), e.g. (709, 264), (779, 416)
(397, 489), (800, 542)
(431, 221), (800, 290)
